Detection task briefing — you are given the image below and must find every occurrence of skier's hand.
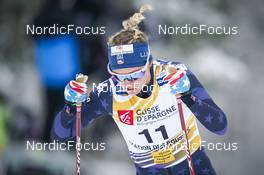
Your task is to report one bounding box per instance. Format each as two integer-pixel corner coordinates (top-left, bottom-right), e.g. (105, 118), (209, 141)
(165, 64), (191, 96)
(64, 74), (89, 104)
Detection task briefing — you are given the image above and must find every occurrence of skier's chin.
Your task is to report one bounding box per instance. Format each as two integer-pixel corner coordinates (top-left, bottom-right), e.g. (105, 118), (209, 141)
(126, 88), (141, 95)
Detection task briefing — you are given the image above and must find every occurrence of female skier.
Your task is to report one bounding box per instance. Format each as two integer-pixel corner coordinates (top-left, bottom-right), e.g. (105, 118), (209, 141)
(52, 5), (227, 175)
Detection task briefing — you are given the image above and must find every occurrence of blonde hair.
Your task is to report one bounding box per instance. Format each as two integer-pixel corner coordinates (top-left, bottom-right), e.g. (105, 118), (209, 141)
(108, 4), (153, 46)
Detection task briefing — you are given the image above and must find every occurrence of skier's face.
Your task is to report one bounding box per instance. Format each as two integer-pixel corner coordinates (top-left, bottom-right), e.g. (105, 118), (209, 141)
(113, 63), (152, 95)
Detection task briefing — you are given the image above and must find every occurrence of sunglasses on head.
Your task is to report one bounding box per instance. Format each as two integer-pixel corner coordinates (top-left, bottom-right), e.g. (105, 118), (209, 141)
(107, 58), (150, 82)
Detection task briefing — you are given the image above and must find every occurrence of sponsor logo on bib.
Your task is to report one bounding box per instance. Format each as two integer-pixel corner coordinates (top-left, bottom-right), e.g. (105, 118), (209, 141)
(118, 110), (134, 125)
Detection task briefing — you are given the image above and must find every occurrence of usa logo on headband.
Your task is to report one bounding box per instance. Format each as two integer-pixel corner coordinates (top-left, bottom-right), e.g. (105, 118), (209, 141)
(140, 51), (149, 58)
(116, 54), (124, 64)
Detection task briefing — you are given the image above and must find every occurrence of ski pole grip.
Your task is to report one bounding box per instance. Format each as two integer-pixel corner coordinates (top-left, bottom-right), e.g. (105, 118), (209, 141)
(75, 73), (88, 83)
(75, 73), (88, 107)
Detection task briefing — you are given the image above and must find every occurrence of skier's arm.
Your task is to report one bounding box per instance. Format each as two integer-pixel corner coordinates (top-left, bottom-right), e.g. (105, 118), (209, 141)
(181, 68), (228, 135)
(51, 84), (108, 142)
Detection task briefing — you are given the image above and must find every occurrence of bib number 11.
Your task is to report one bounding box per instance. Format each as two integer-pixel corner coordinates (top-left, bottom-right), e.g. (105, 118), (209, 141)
(138, 125), (168, 143)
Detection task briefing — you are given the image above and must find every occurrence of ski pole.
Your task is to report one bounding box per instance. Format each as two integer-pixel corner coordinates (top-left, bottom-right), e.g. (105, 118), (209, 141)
(76, 102), (82, 175)
(177, 96), (195, 175)
(75, 74), (88, 175)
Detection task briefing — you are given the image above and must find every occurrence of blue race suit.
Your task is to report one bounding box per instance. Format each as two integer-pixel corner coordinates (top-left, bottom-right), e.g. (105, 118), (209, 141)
(52, 59), (227, 175)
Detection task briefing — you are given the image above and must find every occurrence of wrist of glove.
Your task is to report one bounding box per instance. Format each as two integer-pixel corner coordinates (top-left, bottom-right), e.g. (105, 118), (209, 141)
(180, 90), (196, 107)
(64, 102), (76, 114)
